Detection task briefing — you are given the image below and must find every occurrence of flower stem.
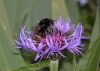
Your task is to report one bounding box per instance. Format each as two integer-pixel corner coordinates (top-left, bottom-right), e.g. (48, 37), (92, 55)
(73, 55), (76, 71)
(50, 59), (59, 71)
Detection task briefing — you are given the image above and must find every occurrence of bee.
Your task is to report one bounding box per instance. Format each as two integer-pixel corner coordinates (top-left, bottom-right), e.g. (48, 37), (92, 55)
(34, 18), (54, 38)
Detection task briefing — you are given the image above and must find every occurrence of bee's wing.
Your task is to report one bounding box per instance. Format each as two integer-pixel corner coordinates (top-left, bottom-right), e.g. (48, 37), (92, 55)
(34, 25), (40, 33)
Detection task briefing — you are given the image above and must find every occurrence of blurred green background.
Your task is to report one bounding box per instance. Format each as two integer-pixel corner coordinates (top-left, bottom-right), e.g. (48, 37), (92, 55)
(0, 0), (98, 71)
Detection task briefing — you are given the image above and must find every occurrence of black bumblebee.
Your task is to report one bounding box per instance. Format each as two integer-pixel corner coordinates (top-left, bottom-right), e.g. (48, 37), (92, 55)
(34, 18), (54, 38)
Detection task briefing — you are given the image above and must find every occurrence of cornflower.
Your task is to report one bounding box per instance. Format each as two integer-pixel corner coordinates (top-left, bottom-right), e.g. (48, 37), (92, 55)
(15, 16), (89, 62)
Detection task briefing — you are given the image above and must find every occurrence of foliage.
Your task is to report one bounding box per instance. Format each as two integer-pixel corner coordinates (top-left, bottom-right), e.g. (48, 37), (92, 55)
(0, 0), (99, 71)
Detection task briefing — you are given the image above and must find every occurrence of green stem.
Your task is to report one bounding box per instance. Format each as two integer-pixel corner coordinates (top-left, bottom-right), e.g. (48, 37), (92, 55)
(73, 55), (76, 71)
(50, 59), (59, 71)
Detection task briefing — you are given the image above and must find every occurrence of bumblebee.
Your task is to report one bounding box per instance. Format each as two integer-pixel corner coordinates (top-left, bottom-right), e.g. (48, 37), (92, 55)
(34, 18), (54, 38)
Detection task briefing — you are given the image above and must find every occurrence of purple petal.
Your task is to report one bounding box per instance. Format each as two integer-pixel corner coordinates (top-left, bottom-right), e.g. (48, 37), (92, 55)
(14, 40), (21, 45)
(58, 51), (66, 58)
(14, 46), (22, 48)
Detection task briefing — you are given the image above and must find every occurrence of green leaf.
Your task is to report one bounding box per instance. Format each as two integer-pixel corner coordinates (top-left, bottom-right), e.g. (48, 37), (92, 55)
(14, 10), (28, 38)
(65, 0), (79, 24)
(89, 9), (100, 48)
(98, 0), (100, 15)
(75, 36), (100, 71)
(0, 20), (25, 71)
(12, 60), (49, 71)
(2, 0), (29, 37)
(52, 0), (69, 19)
(0, 0), (12, 37)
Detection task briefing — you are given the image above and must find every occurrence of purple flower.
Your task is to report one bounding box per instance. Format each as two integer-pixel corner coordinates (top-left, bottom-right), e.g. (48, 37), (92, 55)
(46, 35), (68, 58)
(29, 41), (46, 61)
(66, 38), (83, 55)
(15, 16), (89, 62)
(55, 16), (74, 35)
(14, 26), (30, 49)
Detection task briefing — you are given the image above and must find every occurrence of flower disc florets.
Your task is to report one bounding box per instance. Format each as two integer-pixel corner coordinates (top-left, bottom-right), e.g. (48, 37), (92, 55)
(15, 16), (89, 62)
